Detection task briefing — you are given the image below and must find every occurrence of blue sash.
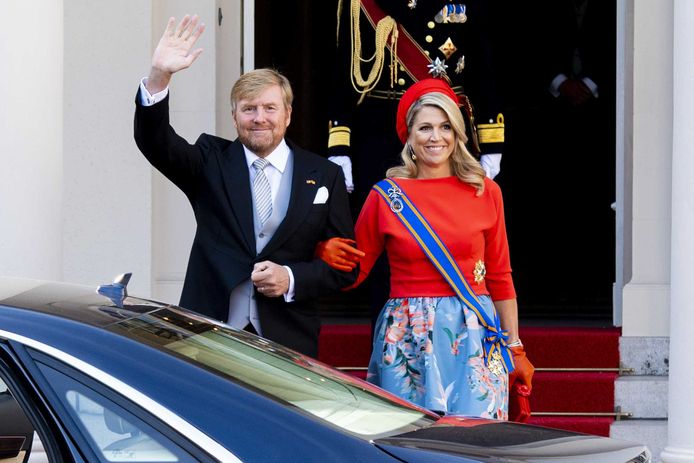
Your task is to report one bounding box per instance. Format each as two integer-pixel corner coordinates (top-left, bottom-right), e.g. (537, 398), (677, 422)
(374, 178), (514, 375)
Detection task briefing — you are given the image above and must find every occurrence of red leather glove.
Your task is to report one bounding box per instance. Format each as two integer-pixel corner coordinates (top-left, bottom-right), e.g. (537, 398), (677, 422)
(315, 238), (365, 272)
(508, 345), (535, 392)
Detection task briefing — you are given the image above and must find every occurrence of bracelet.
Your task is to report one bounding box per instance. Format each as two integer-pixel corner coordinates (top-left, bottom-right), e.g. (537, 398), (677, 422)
(507, 339), (523, 348)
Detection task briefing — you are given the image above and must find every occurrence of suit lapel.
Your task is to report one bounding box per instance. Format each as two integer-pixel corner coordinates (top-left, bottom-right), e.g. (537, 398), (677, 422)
(219, 141), (255, 254)
(259, 145), (319, 259)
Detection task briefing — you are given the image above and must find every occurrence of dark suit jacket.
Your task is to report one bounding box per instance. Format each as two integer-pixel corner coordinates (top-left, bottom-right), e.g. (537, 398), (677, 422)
(134, 93), (356, 357)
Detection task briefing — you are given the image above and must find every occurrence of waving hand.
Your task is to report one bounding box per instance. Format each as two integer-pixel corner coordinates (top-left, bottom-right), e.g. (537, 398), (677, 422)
(147, 15), (206, 94)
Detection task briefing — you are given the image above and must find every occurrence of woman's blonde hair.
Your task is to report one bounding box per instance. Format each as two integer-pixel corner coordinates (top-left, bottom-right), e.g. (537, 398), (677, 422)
(230, 68), (293, 112)
(386, 92), (485, 194)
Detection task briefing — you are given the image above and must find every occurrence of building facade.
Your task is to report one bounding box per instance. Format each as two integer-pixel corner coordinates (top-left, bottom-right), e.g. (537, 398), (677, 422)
(0, 1), (691, 460)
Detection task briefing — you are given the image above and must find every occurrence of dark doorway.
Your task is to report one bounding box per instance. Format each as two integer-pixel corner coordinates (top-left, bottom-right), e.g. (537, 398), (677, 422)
(496, 0), (617, 320)
(254, 0), (338, 156)
(254, 0), (617, 321)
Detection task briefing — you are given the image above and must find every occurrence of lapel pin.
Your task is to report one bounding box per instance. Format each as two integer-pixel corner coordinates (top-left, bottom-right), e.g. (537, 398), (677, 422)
(306, 179), (316, 184)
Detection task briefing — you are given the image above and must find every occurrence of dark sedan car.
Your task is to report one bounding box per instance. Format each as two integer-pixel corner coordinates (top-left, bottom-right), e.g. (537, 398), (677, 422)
(0, 275), (650, 463)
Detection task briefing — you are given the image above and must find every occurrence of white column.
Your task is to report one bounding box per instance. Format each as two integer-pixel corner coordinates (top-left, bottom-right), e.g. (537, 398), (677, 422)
(150, 0), (243, 302)
(661, 1), (694, 461)
(62, 0), (153, 295)
(621, 0), (673, 337)
(0, 1), (63, 280)
(242, 0), (255, 73)
(150, 0), (215, 302)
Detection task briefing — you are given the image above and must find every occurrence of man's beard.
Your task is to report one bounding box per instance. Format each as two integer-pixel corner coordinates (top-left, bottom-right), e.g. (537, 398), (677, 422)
(239, 130), (275, 157)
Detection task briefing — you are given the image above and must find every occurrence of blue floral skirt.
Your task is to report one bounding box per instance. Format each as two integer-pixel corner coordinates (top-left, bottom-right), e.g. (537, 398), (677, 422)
(367, 295), (508, 420)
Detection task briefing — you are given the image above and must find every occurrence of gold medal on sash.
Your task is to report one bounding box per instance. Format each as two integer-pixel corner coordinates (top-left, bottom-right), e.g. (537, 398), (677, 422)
(488, 350), (504, 376)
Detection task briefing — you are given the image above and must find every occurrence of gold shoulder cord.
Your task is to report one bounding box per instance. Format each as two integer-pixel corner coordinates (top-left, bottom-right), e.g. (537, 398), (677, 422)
(337, 0), (343, 46)
(350, 0), (399, 103)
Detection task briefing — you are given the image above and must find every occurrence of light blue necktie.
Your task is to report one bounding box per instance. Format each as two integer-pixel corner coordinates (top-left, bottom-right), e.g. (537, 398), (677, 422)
(252, 158), (273, 226)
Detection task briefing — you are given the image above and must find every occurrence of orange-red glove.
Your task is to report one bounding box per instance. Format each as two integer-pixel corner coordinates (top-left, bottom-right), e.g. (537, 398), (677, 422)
(508, 345), (535, 392)
(314, 238), (365, 272)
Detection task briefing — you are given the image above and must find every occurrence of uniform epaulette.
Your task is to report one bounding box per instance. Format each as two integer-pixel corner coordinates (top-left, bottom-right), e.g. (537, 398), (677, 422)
(329, 123), (351, 148)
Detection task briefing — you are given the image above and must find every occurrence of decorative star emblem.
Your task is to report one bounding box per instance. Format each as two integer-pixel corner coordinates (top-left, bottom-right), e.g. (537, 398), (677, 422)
(438, 37), (457, 59)
(455, 55), (465, 74)
(473, 259), (486, 283)
(427, 57), (448, 78)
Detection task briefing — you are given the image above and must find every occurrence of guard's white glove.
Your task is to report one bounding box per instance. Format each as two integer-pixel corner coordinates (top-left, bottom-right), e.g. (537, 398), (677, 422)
(328, 155), (354, 193)
(480, 153), (502, 179)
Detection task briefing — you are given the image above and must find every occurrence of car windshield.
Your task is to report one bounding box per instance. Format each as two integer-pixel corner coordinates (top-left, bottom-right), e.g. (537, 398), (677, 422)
(111, 304), (437, 439)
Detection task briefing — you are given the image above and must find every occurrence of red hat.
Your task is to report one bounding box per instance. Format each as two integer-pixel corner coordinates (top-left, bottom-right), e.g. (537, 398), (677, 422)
(396, 79), (459, 144)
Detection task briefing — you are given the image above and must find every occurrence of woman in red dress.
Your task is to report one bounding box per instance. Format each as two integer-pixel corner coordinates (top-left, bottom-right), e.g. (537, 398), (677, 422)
(319, 79), (533, 419)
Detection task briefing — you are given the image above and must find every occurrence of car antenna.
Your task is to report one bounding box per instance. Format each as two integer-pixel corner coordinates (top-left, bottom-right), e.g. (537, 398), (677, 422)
(97, 273), (132, 308)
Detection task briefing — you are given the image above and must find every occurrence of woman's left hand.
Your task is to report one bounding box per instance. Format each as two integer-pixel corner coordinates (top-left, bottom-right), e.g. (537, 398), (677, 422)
(508, 345), (535, 392)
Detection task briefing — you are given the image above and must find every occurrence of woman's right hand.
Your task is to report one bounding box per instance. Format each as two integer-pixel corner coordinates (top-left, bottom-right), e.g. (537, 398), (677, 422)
(315, 238), (365, 272)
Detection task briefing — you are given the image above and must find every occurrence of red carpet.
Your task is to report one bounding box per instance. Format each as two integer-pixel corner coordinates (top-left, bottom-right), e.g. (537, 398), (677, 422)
(521, 326), (620, 368)
(318, 323), (621, 437)
(531, 372), (617, 412)
(319, 324), (372, 367)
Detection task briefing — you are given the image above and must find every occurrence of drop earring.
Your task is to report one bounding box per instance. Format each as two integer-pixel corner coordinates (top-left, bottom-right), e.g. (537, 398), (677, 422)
(408, 144), (417, 161)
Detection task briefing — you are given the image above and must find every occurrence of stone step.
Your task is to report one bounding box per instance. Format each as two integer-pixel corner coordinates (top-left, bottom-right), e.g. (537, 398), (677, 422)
(614, 376), (668, 418)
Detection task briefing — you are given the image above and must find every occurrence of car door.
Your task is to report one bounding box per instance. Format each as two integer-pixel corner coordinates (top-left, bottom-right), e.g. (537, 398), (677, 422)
(0, 340), (219, 463)
(0, 376), (36, 463)
(0, 343), (74, 463)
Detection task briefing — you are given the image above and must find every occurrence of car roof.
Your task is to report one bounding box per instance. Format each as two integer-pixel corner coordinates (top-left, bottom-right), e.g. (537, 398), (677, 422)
(0, 277), (166, 328)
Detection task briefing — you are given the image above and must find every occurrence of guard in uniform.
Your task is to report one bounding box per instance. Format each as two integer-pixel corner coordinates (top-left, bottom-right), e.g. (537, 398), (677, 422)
(328, 0), (506, 214)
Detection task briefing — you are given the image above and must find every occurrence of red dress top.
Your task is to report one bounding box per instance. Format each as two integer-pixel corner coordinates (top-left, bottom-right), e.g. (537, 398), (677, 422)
(354, 176), (516, 300)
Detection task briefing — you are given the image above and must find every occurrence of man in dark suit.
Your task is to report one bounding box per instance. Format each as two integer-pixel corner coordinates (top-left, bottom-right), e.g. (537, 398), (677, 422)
(134, 15), (356, 357)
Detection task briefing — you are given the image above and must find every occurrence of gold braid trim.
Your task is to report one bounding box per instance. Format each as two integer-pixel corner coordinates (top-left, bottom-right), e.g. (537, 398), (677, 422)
(477, 113), (505, 144)
(328, 126), (351, 148)
(337, 0), (343, 46)
(351, 0), (398, 104)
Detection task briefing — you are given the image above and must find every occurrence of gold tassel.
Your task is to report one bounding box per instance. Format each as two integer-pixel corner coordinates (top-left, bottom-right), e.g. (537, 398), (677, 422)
(350, 0), (399, 103)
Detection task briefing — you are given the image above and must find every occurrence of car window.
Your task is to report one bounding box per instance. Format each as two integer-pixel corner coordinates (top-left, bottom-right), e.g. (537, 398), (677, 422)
(0, 377), (47, 463)
(111, 307), (437, 439)
(37, 364), (198, 463)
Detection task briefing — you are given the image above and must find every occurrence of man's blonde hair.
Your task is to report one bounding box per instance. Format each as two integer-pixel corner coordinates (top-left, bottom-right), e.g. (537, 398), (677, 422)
(230, 68), (293, 112)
